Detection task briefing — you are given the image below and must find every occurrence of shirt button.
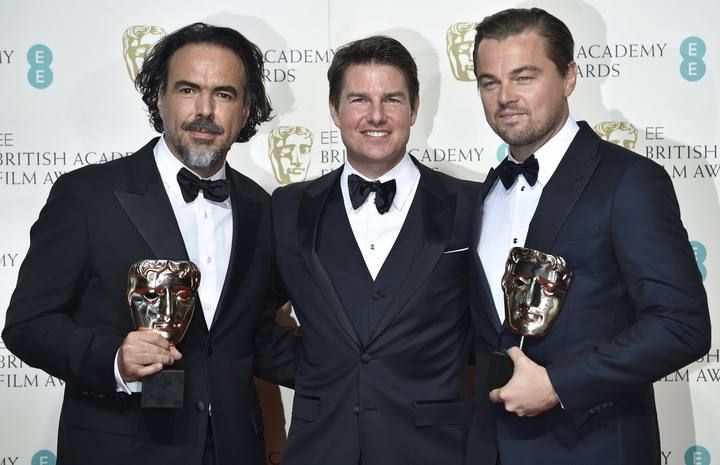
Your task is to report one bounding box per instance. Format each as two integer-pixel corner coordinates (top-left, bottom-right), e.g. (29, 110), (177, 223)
(521, 186), (526, 191)
(206, 256), (212, 264)
(204, 211), (208, 219)
(513, 238), (518, 244)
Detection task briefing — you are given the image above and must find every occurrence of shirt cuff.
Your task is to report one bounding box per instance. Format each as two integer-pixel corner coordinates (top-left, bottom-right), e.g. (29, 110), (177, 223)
(114, 348), (142, 393)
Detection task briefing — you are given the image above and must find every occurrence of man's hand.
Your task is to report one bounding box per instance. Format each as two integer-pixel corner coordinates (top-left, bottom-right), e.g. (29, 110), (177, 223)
(489, 346), (559, 417)
(118, 331), (182, 382)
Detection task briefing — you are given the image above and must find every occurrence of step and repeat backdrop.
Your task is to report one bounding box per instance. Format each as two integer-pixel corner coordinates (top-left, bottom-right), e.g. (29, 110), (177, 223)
(0, 1), (717, 464)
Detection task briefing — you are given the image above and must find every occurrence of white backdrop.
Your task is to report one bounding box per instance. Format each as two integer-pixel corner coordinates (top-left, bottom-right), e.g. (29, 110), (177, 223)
(0, 1), (717, 464)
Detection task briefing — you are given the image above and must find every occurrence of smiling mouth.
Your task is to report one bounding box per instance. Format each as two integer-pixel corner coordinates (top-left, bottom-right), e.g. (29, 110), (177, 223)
(361, 130), (390, 138)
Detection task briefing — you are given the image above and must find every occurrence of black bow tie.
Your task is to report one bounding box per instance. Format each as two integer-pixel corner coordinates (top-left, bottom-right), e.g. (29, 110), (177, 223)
(177, 167), (230, 203)
(496, 155), (539, 189)
(347, 173), (396, 214)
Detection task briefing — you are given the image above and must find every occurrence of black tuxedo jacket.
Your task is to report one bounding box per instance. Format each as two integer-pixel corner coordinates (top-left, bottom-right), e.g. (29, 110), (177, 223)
(272, 159), (484, 465)
(3, 138), (296, 465)
(469, 122), (711, 465)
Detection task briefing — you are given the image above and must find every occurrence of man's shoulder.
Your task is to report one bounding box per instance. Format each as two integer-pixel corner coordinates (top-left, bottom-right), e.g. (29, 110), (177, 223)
(226, 166), (271, 202)
(272, 168), (341, 203)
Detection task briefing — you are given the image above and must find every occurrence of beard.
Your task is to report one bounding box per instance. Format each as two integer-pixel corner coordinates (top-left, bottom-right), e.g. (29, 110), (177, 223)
(168, 116), (229, 172)
(492, 105), (566, 149)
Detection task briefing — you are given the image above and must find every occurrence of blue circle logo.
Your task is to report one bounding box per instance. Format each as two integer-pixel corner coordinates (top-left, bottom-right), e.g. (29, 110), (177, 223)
(685, 445), (711, 465)
(27, 44), (54, 89)
(496, 143), (508, 162)
(690, 240), (708, 282)
(32, 450), (56, 465)
(680, 37), (706, 82)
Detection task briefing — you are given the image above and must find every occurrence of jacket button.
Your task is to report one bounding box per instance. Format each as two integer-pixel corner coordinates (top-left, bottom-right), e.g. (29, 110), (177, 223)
(371, 292), (383, 301)
(360, 353), (371, 364)
(353, 405), (360, 415)
(196, 401), (207, 412)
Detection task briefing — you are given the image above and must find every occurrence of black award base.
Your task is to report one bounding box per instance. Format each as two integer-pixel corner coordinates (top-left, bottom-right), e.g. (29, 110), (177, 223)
(486, 350), (514, 391)
(141, 369), (184, 408)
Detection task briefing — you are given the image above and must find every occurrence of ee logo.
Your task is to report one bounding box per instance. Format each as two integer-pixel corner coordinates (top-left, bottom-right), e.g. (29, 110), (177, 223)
(690, 241), (708, 282)
(680, 37), (706, 82)
(32, 450), (56, 465)
(27, 44), (53, 89)
(685, 445), (711, 465)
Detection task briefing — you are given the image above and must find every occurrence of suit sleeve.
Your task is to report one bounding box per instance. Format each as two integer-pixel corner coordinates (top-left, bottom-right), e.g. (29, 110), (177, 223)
(547, 158), (710, 421)
(252, 187), (299, 388)
(2, 175), (122, 393)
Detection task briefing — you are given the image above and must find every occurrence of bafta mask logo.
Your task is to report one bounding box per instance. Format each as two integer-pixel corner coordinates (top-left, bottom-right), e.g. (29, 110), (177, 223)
(593, 121), (639, 150)
(502, 247), (572, 337)
(268, 126), (314, 185)
(446, 22), (478, 81)
(122, 25), (166, 81)
(127, 259), (200, 345)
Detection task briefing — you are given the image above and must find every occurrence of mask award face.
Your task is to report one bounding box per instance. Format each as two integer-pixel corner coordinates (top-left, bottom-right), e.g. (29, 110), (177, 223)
(501, 247), (572, 337)
(127, 259), (200, 345)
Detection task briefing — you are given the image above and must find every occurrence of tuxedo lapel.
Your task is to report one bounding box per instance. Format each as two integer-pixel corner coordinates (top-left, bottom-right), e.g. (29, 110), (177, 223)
(366, 163), (455, 347)
(298, 168), (362, 349)
(114, 144), (188, 261)
(212, 168), (261, 326)
(525, 122), (601, 252)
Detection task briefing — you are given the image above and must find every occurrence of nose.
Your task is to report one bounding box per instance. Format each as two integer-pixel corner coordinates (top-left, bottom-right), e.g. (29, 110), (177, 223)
(290, 147), (301, 167)
(498, 83), (517, 106)
(366, 100), (387, 125)
(160, 286), (173, 322)
(195, 91), (215, 118)
(524, 278), (542, 308)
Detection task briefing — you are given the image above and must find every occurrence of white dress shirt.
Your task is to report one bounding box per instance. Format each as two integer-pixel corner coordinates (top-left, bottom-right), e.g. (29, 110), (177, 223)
(478, 116), (579, 323)
(340, 154), (420, 280)
(115, 135), (233, 393)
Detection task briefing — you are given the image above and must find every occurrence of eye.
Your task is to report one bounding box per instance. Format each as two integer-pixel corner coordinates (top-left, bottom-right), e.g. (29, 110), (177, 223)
(179, 87), (195, 95)
(480, 80), (499, 91)
(175, 289), (193, 303)
(143, 291), (159, 302)
(216, 91), (233, 100)
(516, 75), (533, 83)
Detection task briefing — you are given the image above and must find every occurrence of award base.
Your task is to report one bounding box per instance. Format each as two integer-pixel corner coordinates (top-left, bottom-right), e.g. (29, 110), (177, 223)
(486, 351), (514, 391)
(141, 369), (184, 408)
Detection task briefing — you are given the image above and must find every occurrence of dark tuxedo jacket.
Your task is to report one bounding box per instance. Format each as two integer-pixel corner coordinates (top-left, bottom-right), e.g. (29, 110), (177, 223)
(469, 122), (711, 465)
(3, 138), (296, 465)
(272, 159), (483, 465)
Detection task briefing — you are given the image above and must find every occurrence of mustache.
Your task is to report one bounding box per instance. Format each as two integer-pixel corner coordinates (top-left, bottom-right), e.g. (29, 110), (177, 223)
(181, 117), (224, 135)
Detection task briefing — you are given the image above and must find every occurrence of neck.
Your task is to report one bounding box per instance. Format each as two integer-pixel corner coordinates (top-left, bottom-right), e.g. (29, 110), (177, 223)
(348, 154), (404, 180)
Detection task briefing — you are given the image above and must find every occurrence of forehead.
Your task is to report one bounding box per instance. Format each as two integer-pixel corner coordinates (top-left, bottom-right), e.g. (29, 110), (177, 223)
(513, 257), (558, 279)
(166, 43), (246, 83)
(476, 31), (552, 72)
(340, 63), (410, 95)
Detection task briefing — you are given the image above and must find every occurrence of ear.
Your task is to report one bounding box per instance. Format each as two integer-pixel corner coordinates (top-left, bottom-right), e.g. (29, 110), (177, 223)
(563, 61), (577, 97)
(329, 100), (341, 128)
(410, 95), (420, 126)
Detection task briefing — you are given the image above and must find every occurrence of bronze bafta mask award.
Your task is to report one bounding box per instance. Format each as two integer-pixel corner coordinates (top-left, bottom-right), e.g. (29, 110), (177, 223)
(127, 259), (200, 408)
(488, 247), (572, 389)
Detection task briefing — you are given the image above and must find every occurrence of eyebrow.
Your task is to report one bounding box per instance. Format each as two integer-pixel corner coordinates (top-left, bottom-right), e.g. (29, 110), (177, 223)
(172, 80), (239, 98)
(476, 65), (542, 81)
(344, 91), (408, 100)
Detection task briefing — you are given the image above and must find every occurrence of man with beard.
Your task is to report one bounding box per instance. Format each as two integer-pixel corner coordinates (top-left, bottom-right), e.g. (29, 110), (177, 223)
(3, 23), (296, 465)
(468, 8), (710, 465)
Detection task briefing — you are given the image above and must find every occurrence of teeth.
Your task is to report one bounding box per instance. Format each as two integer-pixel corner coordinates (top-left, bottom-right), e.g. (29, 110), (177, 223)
(364, 131), (388, 137)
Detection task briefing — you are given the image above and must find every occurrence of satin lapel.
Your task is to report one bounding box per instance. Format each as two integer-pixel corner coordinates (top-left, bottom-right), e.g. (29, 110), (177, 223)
(472, 167), (503, 336)
(525, 122), (601, 252)
(114, 146), (188, 261)
(366, 164), (454, 347)
(212, 168), (261, 326)
(298, 168), (362, 349)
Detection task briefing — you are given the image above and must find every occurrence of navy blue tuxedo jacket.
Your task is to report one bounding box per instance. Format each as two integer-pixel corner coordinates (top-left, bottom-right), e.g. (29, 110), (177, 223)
(3, 139), (296, 465)
(470, 122), (710, 465)
(272, 159), (485, 465)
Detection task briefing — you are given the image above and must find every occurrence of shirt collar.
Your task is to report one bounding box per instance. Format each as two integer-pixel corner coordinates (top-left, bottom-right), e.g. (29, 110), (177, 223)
(340, 153), (420, 213)
(506, 115), (579, 186)
(153, 134), (229, 204)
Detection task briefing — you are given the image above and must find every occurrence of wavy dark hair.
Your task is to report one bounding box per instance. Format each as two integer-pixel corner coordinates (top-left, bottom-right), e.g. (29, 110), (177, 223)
(473, 8), (574, 79)
(328, 35), (419, 112)
(135, 22), (272, 143)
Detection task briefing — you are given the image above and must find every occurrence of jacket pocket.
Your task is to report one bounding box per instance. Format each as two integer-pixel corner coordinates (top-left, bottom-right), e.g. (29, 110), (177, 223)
(291, 394), (320, 422)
